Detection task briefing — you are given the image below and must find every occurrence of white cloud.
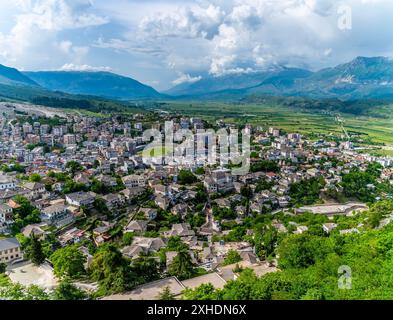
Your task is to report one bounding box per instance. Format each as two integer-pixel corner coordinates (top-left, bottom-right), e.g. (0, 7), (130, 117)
(172, 72), (202, 85)
(0, 0), (108, 66)
(139, 4), (224, 40)
(59, 63), (112, 72)
(2, 0), (393, 90)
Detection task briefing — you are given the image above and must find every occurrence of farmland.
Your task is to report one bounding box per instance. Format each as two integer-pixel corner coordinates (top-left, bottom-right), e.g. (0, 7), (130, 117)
(159, 101), (393, 146)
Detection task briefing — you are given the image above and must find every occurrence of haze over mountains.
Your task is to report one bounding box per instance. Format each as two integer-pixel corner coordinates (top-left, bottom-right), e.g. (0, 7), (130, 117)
(1, 56), (393, 103)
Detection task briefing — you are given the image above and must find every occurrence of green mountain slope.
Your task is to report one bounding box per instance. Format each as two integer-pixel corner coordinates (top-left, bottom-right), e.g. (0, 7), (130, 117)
(0, 64), (38, 86)
(24, 71), (164, 100)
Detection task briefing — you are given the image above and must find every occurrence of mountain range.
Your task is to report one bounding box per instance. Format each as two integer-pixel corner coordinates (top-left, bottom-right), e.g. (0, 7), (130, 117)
(24, 71), (163, 100)
(1, 56), (393, 105)
(168, 57), (393, 100)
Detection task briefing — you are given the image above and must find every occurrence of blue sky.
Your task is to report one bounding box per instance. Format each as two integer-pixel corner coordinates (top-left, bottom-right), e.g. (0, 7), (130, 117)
(0, 0), (392, 90)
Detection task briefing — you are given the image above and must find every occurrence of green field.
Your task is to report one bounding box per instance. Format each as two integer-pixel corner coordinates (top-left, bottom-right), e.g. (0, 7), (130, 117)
(158, 101), (393, 146)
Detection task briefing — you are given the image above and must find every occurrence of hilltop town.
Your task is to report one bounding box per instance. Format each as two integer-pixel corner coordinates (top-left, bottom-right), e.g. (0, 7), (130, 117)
(1, 102), (393, 300)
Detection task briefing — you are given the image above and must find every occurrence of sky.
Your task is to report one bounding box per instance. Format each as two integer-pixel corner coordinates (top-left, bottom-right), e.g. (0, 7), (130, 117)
(0, 0), (392, 91)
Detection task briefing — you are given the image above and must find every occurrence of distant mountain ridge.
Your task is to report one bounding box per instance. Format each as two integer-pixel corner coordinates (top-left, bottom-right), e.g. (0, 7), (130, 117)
(167, 56), (393, 100)
(0, 64), (39, 87)
(24, 71), (164, 100)
(166, 67), (312, 96)
(1, 56), (393, 105)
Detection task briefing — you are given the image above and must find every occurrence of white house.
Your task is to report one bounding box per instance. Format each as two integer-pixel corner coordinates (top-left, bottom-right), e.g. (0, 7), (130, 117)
(0, 238), (22, 264)
(65, 192), (96, 207)
(0, 175), (16, 190)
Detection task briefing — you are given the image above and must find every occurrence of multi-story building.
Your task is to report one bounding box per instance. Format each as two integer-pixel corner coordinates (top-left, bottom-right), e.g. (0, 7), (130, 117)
(0, 175), (16, 190)
(63, 134), (77, 145)
(0, 238), (22, 264)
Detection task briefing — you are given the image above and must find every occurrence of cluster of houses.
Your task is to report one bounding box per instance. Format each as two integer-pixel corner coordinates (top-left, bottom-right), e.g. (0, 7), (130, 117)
(0, 107), (388, 295)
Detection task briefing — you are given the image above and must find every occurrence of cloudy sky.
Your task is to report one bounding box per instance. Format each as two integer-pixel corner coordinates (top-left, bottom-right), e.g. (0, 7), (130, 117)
(0, 0), (392, 90)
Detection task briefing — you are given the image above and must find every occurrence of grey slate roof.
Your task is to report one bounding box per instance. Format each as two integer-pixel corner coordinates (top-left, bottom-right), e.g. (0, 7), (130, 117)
(0, 237), (20, 251)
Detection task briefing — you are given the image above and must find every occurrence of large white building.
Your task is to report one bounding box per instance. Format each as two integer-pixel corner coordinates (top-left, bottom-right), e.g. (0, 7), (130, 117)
(0, 175), (16, 190)
(0, 238), (22, 264)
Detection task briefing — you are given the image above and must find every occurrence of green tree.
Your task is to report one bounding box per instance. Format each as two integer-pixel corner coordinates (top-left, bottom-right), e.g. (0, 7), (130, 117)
(0, 263), (6, 274)
(220, 268), (258, 300)
(183, 283), (219, 300)
(29, 234), (45, 266)
(289, 177), (326, 206)
(158, 286), (175, 300)
(166, 236), (188, 251)
(277, 234), (333, 269)
(254, 227), (278, 259)
(52, 279), (87, 300)
(178, 170), (198, 185)
(66, 161), (83, 176)
(194, 167), (205, 175)
(122, 232), (134, 245)
(168, 249), (194, 280)
(240, 185), (253, 199)
(50, 245), (86, 279)
(29, 173), (42, 182)
(89, 244), (137, 294)
(341, 169), (376, 202)
(131, 253), (160, 283)
(223, 250), (242, 266)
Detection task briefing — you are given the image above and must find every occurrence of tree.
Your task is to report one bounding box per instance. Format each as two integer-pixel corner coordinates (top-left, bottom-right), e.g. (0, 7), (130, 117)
(240, 185), (253, 199)
(168, 249), (194, 280)
(223, 250), (242, 266)
(220, 268), (259, 300)
(53, 279), (87, 300)
(66, 161), (83, 176)
(89, 244), (137, 294)
(341, 169), (376, 202)
(131, 253), (160, 283)
(277, 234), (333, 269)
(254, 227), (278, 259)
(93, 198), (109, 215)
(166, 236), (188, 251)
(289, 177), (326, 206)
(63, 179), (85, 194)
(0, 263), (6, 274)
(158, 286), (175, 300)
(13, 196), (36, 220)
(50, 245), (86, 279)
(250, 160), (279, 173)
(194, 167), (205, 175)
(91, 179), (108, 194)
(183, 283), (218, 300)
(29, 234), (45, 266)
(122, 232), (134, 245)
(367, 200), (393, 228)
(29, 173), (42, 182)
(178, 170), (198, 185)
(255, 178), (273, 193)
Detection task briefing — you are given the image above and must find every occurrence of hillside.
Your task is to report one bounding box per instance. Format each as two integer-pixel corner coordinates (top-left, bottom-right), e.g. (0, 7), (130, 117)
(0, 64), (39, 86)
(24, 71), (164, 100)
